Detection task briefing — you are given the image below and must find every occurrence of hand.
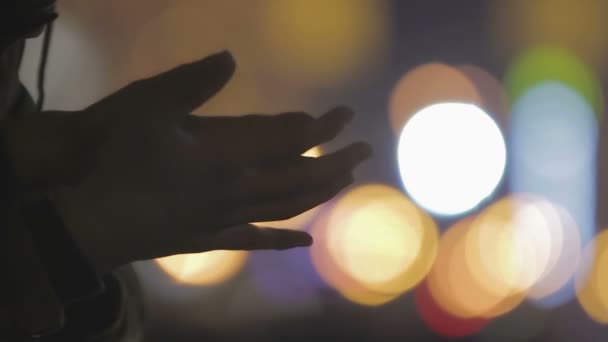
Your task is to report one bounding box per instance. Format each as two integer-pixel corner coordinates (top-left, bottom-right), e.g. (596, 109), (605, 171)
(48, 51), (372, 273)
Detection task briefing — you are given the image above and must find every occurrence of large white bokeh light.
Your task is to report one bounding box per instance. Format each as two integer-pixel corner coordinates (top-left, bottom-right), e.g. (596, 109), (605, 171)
(397, 103), (507, 216)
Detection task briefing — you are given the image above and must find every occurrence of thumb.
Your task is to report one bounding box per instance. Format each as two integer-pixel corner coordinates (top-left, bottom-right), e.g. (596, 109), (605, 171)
(193, 224), (314, 252)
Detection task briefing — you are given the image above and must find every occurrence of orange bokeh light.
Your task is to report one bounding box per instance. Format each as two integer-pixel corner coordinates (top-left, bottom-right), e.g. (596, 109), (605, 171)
(156, 250), (248, 286)
(389, 63), (482, 135)
(576, 230), (608, 324)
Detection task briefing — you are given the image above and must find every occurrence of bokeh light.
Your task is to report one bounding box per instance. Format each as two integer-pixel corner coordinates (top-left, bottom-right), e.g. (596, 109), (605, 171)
(397, 103), (506, 216)
(527, 201), (582, 306)
(254, 147), (324, 230)
(427, 215), (525, 320)
(128, 0), (303, 116)
(576, 230), (608, 324)
(259, 0), (389, 87)
(416, 280), (490, 338)
(504, 45), (603, 116)
(510, 81), (597, 308)
(427, 195), (580, 321)
(456, 65), (510, 129)
(156, 251), (248, 286)
(490, 0), (608, 70)
(388, 63), (482, 135)
(311, 184), (439, 306)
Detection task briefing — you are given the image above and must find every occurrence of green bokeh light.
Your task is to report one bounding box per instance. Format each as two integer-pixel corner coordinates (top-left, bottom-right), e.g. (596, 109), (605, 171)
(505, 45), (604, 118)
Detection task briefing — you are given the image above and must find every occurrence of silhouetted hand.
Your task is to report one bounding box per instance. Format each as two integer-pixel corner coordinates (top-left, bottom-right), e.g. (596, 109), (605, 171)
(43, 51), (371, 273)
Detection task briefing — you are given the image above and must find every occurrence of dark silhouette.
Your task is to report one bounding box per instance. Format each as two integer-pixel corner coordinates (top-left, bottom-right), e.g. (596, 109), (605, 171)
(0, 2), (371, 340)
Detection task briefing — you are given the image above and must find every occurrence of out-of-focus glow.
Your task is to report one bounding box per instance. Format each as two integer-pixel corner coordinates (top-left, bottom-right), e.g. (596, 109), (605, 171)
(528, 201), (582, 302)
(156, 251), (247, 286)
(510, 81), (596, 308)
(397, 103), (506, 216)
(389, 63), (482, 135)
(255, 147), (324, 230)
(259, 0), (388, 87)
(468, 196), (555, 294)
(510, 82), (597, 183)
(427, 195), (578, 320)
(311, 184), (438, 306)
(504, 45), (603, 116)
(129, 1), (303, 116)
(456, 65), (510, 129)
(311, 202), (399, 306)
(490, 0), (608, 70)
(427, 216), (525, 319)
(576, 230), (608, 324)
(416, 280), (490, 338)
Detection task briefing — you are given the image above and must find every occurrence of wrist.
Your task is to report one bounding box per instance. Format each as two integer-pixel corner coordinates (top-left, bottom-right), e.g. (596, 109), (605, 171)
(0, 111), (92, 190)
(50, 193), (127, 274)
(22, 198), (105, 302)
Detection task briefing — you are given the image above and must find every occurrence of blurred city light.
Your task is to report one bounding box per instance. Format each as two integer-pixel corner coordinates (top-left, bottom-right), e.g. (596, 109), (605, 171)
(527, 200), (582, 305)
(259, 0), (389, 87)
(156, 251), (248, 286)
(576, 230), (608, 324)
(490, 0), (608, 70)
(416, 280), (490, 338)
(397, 103), (506, 216)
(311, 184), (438, 306)
(427, 216), (525, 320)
(504, 45), (603, 116)
(127, 0), (304, 116)
(389, 63), (482, 135)
(510, 81), (597, 308)
(456, 65), (510, 130)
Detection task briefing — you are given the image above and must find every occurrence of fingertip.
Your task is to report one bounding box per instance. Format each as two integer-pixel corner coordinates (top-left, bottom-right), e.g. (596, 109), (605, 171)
(321, 106), (355, 125)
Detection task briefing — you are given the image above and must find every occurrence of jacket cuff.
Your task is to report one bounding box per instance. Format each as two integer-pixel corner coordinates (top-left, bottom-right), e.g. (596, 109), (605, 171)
(0, 208), (65, 336)
(23, 198), (104, 305)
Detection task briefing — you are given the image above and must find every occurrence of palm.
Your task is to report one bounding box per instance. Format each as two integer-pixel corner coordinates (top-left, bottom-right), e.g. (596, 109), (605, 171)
(51, 52), (371, 272)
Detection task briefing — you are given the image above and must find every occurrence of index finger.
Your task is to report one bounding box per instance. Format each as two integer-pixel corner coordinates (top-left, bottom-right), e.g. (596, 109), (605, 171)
(89, 51), (236, 123)
(186, 106), (356, 165)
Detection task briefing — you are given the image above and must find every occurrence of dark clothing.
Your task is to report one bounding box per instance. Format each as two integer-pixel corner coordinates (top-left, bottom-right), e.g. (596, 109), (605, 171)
(0, 20), (143, 342)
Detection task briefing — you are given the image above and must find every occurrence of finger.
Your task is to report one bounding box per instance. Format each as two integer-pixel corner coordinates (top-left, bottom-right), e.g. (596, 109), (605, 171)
(228, 174), (353, 224)
(226, 142), (372, 202)
(89, 51), (236, 123)
(197, 224), (313, 251)
(182, 106), (355, 165)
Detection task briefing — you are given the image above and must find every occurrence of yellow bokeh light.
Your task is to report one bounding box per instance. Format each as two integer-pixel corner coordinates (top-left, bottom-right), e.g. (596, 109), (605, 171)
(259, 0), (389, 87)
(128, 0), (303, 116)
(468, 196), (554, 294)
(489, 0), (608, 69)
(389, 63), (482, 136)
(156, 250), (248, 286)
(311, 184), (439, 306)
(576, 230), (608, 324)
(255, 147), (324, 230)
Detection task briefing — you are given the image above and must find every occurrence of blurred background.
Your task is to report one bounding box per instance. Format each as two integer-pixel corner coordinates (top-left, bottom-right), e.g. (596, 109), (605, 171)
(19, 0), (608, 340)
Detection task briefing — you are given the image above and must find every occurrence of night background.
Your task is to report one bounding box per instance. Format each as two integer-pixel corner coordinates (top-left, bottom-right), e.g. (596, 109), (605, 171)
(20, 0), (608, 340)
